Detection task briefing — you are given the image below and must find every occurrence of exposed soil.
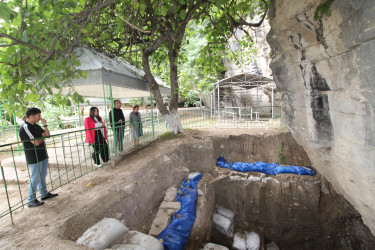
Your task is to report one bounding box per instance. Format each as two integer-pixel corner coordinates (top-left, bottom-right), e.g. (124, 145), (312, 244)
(0, 128), (374, 250)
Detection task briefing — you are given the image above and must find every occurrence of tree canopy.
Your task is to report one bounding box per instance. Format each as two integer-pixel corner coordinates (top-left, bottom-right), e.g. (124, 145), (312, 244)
(0, 0), (269, 133)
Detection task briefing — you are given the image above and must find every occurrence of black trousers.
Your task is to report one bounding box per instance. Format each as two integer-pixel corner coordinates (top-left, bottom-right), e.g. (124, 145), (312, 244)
(114, 127), (124, 152)
(92, 130), (109, 165)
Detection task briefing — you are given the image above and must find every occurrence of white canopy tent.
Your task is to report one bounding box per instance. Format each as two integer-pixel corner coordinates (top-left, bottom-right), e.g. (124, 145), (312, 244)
(59, 47), (170, 98)
(56, 47), (170, 144)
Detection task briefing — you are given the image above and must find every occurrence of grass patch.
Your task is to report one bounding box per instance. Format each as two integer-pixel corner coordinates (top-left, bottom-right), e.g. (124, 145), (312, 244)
(158, 131), (184, 140)
(275, 144), (287, 165)
(279, 126), (288, 132)
(184, 128), (201, 133)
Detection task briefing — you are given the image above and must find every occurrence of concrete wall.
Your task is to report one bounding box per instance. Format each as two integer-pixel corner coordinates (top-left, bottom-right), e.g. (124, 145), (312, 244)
(267, 0), (375, 235)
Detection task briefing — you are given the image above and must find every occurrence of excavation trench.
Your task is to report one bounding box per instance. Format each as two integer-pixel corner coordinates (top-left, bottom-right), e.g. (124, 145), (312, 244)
(62, 131), (375, 249)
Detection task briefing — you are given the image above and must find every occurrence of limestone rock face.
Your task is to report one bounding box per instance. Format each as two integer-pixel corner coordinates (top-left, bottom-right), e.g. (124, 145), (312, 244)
(267, 0), (375, 235)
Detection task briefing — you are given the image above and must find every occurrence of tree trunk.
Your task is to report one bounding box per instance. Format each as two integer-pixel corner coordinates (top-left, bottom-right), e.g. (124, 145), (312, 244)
(164, 111), (183, 134)
(166, 40), (183, 134)
(142, 35), (185, 134)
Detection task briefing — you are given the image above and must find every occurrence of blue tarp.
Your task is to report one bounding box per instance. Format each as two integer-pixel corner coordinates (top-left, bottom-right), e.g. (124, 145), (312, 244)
(216, 157), (315, 175)
(158, 173), (202, 250)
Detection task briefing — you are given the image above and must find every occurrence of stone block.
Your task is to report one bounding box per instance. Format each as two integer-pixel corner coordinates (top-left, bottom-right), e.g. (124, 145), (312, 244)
(163, 187), (177, 202)
(159, 201), (181, 211)
(148, 209), (174, 237)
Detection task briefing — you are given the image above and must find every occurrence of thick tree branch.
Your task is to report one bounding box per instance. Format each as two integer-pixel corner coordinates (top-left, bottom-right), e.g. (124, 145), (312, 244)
(230, 2), (269, 28)
(0, 33), (48, 55)
(110, 8), (151, 34)
(0, 43), (17, 47)
(142, 35), (169, 115)
(168, 41), (180, 112)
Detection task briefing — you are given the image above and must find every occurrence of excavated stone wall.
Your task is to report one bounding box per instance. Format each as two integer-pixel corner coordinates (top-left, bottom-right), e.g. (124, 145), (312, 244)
(267, 0), (375, 235)
(60, 132), (375, 249)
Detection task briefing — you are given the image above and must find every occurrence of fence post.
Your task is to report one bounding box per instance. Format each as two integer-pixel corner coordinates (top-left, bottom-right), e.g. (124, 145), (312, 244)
(13, 112), (20, 156)
(102, 82), (111, 159)
(217, 85), (220, 119)
(0, 104), (3, 136)
(150, 92), (155, 139)
(271, 83), (274, 119)
(10, 146), (24, 209)
(1, 166), (14, 224)
(109, 85), (117, 156)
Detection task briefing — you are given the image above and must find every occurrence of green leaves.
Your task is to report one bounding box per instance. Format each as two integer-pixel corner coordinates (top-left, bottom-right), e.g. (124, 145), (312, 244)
(0, 3), (17, 23)
(0, 0), (268, 116)
(314, 0), (335, 20)
(25, 93), (40, 103)
(139, 3), (146, 15)
(160, 5), (169, 16)
(87, 37), (95, 44)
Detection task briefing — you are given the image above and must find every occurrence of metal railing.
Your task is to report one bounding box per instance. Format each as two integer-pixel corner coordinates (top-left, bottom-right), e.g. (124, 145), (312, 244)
(0, 106), (281, 223)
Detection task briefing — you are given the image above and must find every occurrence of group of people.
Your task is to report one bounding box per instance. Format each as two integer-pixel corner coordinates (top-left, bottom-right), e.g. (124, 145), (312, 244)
(84, 100), (143, 167)
(18, 101), (143, 208)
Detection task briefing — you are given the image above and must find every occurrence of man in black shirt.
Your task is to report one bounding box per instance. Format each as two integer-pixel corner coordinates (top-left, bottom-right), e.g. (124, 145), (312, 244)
(109, 100), (125, 152)
(19, 108), (58, 207)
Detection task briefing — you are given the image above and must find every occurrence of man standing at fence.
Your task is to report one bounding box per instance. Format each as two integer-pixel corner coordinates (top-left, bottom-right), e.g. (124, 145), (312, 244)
(109, 100), (126, 152)
(19, 108), (58, 207)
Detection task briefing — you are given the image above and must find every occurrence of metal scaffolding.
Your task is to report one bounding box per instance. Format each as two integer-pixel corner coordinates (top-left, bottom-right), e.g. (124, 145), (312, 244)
(210, 72), (276, 120)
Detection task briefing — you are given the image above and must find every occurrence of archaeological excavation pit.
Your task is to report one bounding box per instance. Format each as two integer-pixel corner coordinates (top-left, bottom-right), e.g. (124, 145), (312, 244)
(57, 130), (375, 250)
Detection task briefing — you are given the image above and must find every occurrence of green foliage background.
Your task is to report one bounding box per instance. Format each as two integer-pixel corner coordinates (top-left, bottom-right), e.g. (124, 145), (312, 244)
(0, 0), (269, 115)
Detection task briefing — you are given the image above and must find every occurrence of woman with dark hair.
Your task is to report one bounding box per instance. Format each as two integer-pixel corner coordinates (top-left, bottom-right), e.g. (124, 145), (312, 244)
(84, 107), (109, 167)
(129, 105), (143, 146)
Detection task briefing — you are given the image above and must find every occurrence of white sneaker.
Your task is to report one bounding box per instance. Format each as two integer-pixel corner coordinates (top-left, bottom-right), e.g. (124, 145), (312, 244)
(94, 164), (102, 168)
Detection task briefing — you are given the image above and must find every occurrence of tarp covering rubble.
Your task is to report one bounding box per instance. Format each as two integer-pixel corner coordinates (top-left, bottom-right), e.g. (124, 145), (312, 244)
(216, 157), (315, 176)
(157, 172), (202, 250)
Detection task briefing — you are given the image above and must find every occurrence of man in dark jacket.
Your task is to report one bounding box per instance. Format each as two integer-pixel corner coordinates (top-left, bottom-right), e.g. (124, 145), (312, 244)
(109, 100), (126, 152)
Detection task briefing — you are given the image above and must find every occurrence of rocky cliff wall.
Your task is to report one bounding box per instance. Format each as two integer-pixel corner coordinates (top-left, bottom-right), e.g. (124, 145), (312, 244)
(267, 0), (375, 235)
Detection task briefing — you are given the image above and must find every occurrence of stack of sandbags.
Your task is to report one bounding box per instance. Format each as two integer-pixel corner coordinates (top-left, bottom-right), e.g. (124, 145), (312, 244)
(76, 217), (163, 250)
(213, 205), (235, 238)
(202, 243), (230, 250)
(245, 232), (260, 250)
(232, 231), (261, 250)
(232, 232), (247, 250)
(76, 218), (128, 249)
(112, 231), (163, 250)
(266, 242), (280, 250)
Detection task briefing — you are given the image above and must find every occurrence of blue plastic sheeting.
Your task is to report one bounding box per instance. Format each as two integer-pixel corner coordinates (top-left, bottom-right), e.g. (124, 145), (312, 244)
(216, 157), (315, 175)
(158, 173), (202, 250)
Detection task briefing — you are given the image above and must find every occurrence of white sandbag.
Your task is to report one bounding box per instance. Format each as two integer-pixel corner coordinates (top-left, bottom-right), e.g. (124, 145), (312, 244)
(266, 242), (280, 250)
(215, 205), (235, 222)
(245, 231), (260, 250)
(198, 189), (204, 196)
(123, 231), (163, 250)
(77, 218), (128, 250)
(213, 213), (232, 234)
(203, 243), (230, 250)
(112, 244), (145, 250)
(215, 222), (234, 238)
(213, 213), (234, 238)
(188, 172), (201, 180)
(232, 232), (247, 250)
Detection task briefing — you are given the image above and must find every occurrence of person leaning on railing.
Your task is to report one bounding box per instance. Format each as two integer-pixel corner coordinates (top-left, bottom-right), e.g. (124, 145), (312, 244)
(129, 105), (143, 146)
(109, 100), (125, 152)
(18, 108), (58, 208)
(84, 107), (109, 168)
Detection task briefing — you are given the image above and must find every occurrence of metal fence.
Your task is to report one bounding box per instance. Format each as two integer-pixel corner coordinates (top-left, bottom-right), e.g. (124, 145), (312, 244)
(0, 106), (280, 223)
